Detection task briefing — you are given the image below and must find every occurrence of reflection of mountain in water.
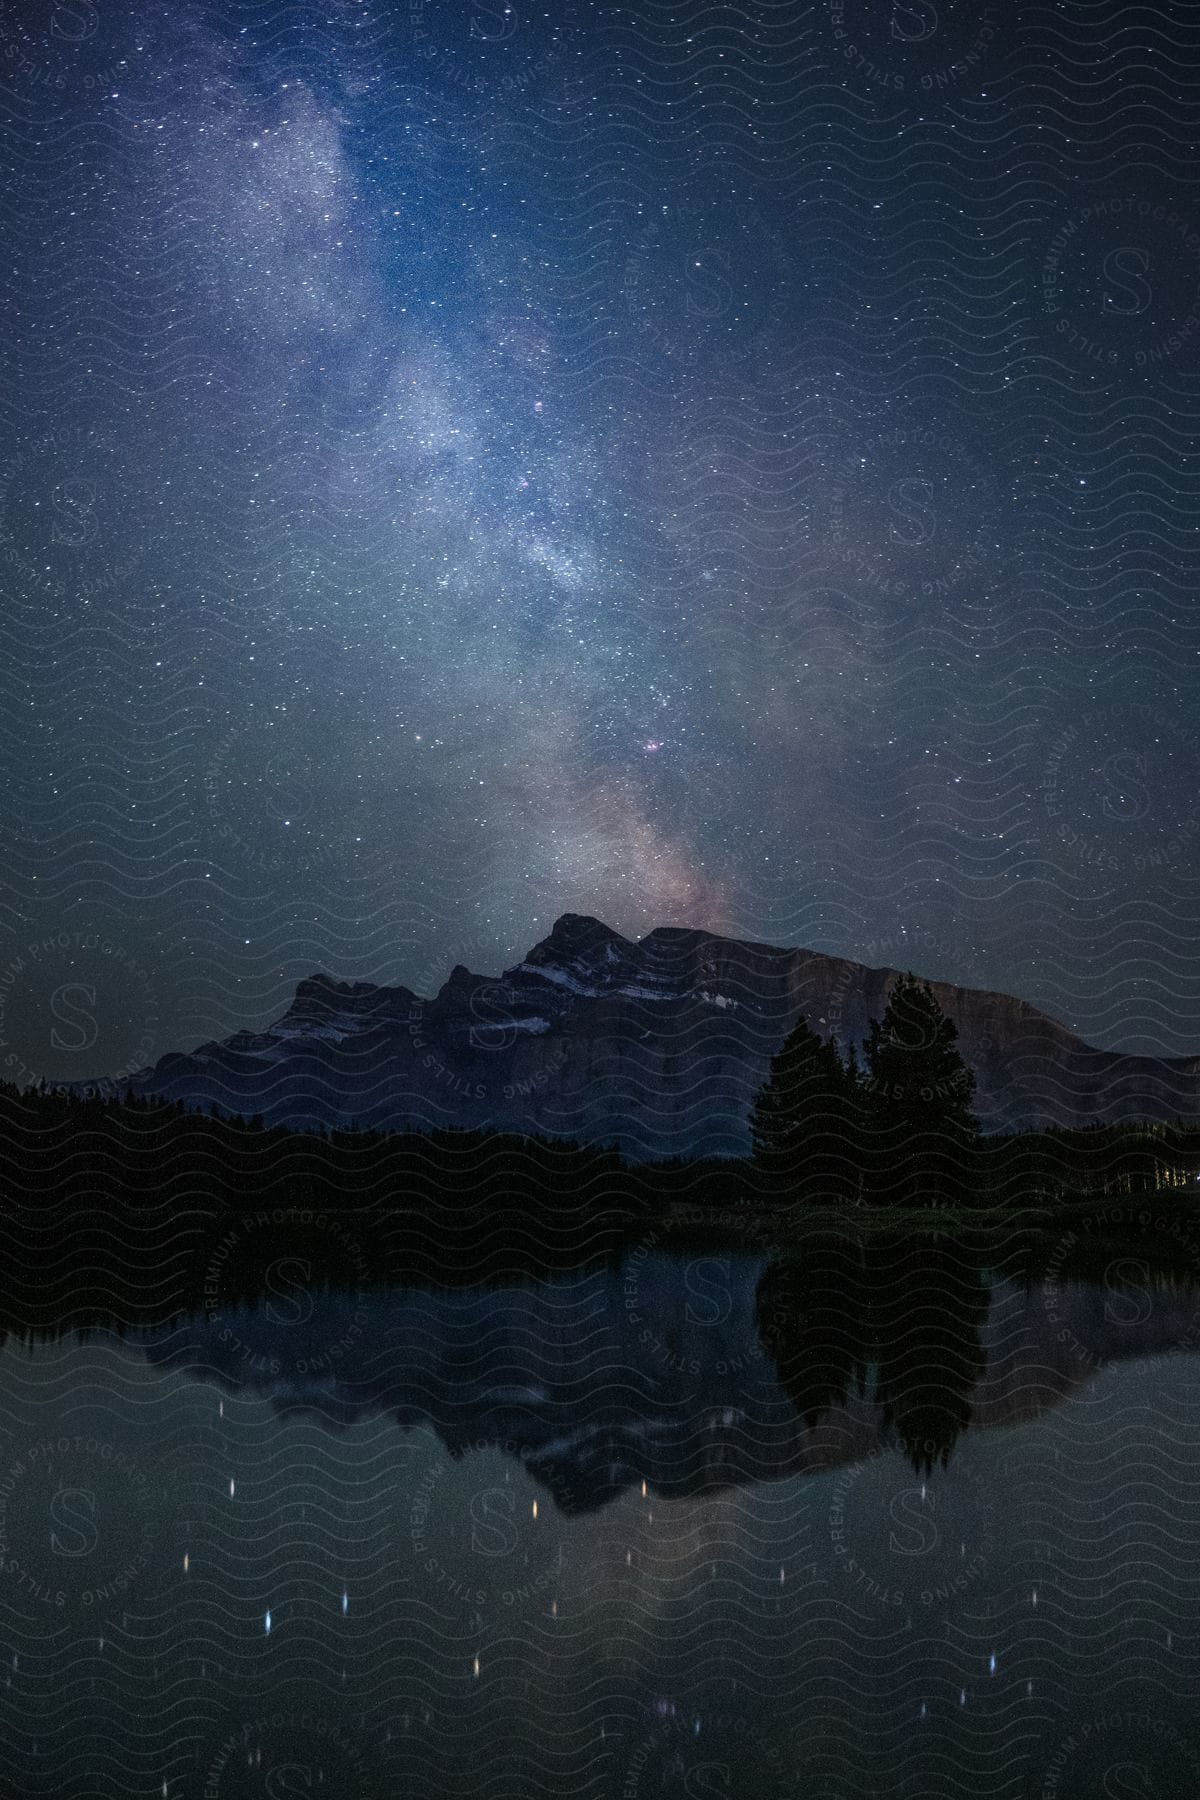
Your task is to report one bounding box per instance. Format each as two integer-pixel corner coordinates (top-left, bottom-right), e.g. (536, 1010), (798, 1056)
(132, 1245), (1200, 1511)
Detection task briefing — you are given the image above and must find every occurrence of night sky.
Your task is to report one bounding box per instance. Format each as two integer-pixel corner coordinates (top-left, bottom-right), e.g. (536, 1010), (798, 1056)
(3, 0), (1200, 1090)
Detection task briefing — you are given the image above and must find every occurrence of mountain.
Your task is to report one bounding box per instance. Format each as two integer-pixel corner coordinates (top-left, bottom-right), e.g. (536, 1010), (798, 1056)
(107, 913), (1200, 1158)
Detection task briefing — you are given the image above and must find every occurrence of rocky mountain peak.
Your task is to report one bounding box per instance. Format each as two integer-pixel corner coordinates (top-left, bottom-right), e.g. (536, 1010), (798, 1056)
(437, 963), (479, 995)
(293, 972), (370, 1006)
(531, 913), (630, 961)
(281, 971), (416, 1038)
(102, 914), (1200, 1155)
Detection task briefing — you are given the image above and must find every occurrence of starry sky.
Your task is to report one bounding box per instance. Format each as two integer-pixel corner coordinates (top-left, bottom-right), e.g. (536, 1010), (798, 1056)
(2, 0), (1200, 1087)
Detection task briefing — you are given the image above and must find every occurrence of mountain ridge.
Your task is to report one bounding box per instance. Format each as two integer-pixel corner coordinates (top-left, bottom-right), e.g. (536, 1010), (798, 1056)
(96, 913), (1200, 1157)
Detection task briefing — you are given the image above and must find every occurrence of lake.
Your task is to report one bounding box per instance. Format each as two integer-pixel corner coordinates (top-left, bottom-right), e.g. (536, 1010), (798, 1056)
(1, 1241), (1198, 1797)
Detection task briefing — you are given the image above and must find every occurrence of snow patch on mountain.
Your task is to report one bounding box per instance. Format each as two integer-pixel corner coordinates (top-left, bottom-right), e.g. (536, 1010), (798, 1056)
(473, 1016), (552, 1035)
(514, 961), (601, 996)
(269, 1017), (364, 1042)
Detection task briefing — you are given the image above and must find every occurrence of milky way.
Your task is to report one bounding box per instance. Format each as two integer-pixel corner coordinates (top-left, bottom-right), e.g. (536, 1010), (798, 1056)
(2, 0), (1200, 1085)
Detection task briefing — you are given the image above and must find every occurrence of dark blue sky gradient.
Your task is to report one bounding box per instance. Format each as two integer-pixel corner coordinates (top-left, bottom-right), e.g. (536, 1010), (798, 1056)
(2, 0), (1200, 1087)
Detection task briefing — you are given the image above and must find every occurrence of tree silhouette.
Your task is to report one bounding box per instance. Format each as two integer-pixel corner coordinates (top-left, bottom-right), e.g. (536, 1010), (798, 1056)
(861, 973), (981, 1207)
(750, 1015), (858, 1204)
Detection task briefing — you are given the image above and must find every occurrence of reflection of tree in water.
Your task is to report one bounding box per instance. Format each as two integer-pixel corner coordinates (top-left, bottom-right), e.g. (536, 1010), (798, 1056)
(756, 1238), (989, 1475)
(870, 1240), (989, 1475)
(756, 1243), (870, 1430)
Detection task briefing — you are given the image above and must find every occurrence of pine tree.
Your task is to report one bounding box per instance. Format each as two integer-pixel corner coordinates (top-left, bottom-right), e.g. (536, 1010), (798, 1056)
(842, 1044), (866, 1204)
(861, 973), (981, 1207)
(751, 1016), (858, 1204)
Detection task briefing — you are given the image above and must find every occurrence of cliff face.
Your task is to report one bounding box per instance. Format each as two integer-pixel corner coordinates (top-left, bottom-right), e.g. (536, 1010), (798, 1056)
(117, 912), (1200, 1157)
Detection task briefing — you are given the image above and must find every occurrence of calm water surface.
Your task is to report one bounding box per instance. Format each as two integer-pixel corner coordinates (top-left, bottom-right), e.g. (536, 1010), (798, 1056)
(1, 1248), (1199, 1798)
